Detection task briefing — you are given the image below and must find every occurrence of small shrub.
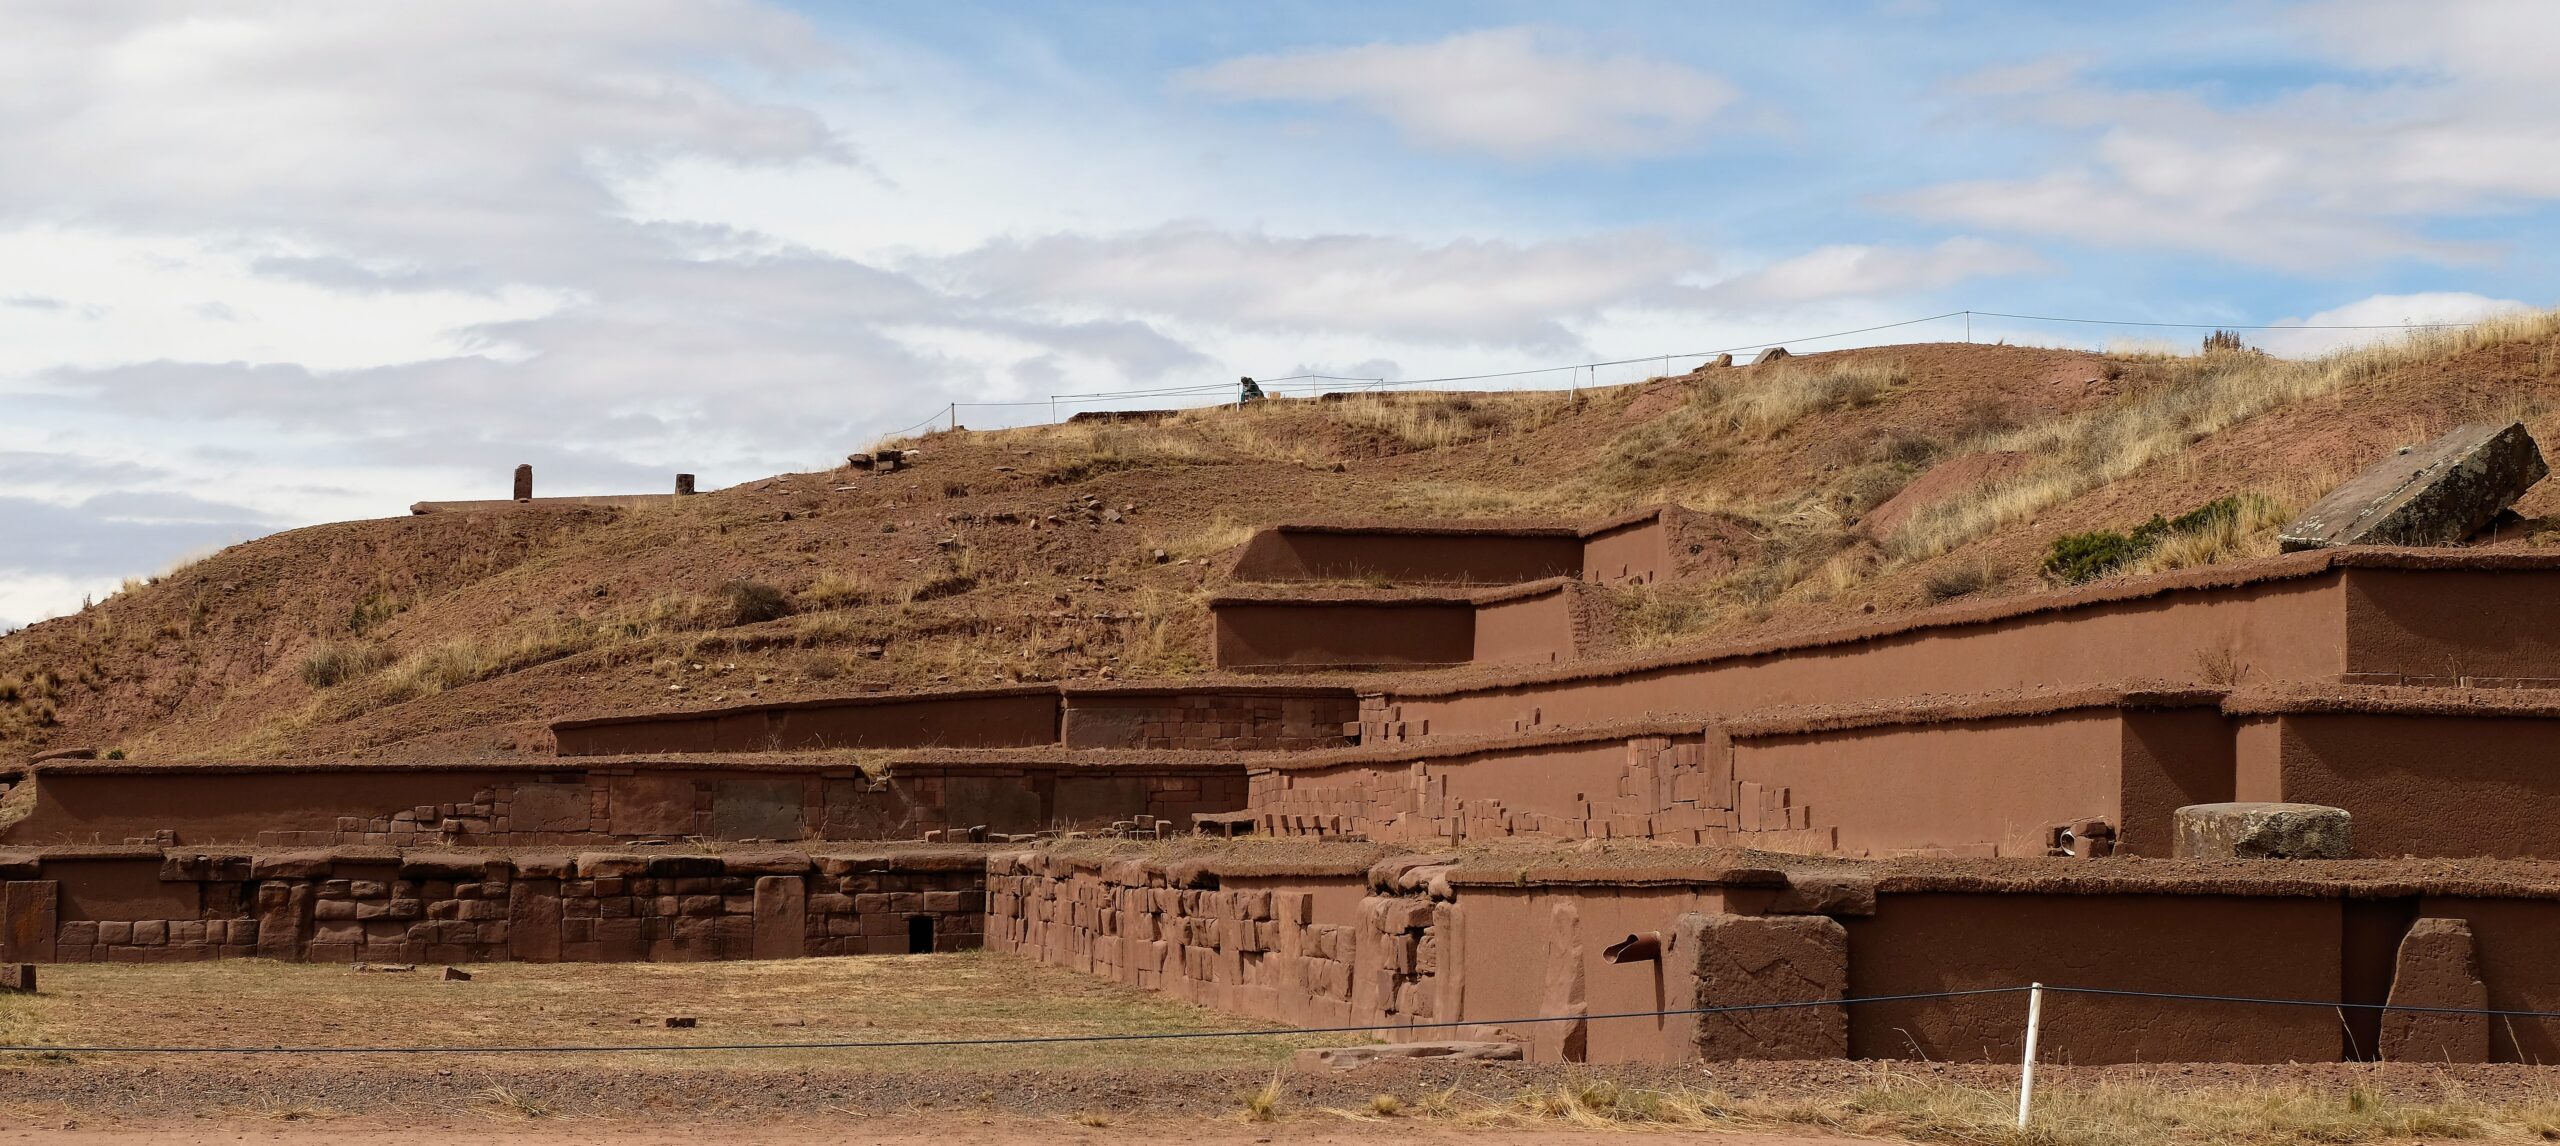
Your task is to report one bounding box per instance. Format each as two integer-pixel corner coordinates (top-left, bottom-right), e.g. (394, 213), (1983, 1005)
(722, 580), (792, 625)
(104, 748), (124, 760)
(1369, 1094), (1403, 1117)
(299, 641), (387, 689)
(1923, 562), (1993, 602)
(2203, 329), (2249, 354)
(2041, 496), (2244, 584)
(942, 482), (971, 499)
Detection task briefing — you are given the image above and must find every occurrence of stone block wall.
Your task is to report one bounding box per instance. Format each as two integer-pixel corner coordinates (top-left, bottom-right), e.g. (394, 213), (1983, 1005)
(2, 847), (984, 965)
(1063, 692), (1358, 752)
(983, 852), (1444, 1033)
(18, 762), (1244, 850)
(1248, 734), (1835, 852)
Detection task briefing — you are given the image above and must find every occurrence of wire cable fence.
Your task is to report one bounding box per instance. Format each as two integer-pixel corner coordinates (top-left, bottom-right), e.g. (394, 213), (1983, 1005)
(877, 307), (2496, 443)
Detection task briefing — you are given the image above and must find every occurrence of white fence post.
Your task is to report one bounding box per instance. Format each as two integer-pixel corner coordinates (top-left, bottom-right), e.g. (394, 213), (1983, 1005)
(2017, 982), (2045, 1128)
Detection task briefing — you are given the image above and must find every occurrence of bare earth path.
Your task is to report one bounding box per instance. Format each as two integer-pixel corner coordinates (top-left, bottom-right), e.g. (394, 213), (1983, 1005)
(3, 1118), (1865, 1146)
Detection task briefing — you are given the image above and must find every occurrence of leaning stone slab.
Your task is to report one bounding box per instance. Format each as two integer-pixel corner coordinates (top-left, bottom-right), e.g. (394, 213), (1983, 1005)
(2172, 802), (2351, 859)
(1291, 1041), (1523, 1072)
(2380, 917), (2489, 1064)
(2279, 421), (2547, 551)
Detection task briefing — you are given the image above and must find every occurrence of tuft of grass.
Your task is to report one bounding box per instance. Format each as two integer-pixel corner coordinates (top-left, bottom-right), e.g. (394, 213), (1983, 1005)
(480, 1085), (554, 1119)
(722, 580), (792, 625)
(1240, 1069), (1286, 1123)
(298, 641), (387, 689)
(802, 571), (875, 610)
(1923, 560), (1995, 602)
(1368, 1093), (1403, 1117)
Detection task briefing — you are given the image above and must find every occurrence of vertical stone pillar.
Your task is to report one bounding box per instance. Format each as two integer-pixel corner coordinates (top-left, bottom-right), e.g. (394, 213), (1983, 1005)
(2380, 918), (2490, 1063)
(1678, 911), (1847, 1059)
(1537, 898), (1588, 1063)
(753, 876), (806, 960)
(512, 464), (533, 501)
(508, 878), (563, 963)
(675, 473), (696, 496)
(1, 881), (58, 964)
(255, 881), (314, 962)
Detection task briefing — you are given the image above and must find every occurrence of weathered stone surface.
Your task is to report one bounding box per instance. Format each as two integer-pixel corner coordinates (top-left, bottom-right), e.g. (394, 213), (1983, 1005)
(2279, 421), (2547, 551)
(0, 964), (34, 992)
(1681, 911), (1847, 1060)
(608, 775), (697, 836)
(2172, 802), (2352, 859)
(1292, 1041), (1523, 1071)
(711, 778), (806, 841)
(2380, 917), (2488, 1063)
(509, 783), (591, 833)
(753, 876), (807, 960)
(512, 463), (533, 501)
(0, 882), (54, 964)
(1754, 346), (1791, 365)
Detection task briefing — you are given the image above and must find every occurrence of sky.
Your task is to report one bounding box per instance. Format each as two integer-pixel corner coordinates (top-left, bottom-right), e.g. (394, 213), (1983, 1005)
(4, 0), (2558, 630)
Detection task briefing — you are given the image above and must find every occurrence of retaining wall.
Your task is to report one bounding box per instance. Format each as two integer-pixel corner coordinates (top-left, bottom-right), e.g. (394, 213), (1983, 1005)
(553, 685), (1357, 757)
(1361, 553), (2560, 742)
(0, 846), (985, 965)
(1252, 692), (2231, 858)
(4, 759), (1246, 848)
(995, 849), (2560, 1065)
(1210, 580), (1587, 671)
(2230, 690), (2560, 859)
(1226, 506), (1721, 588)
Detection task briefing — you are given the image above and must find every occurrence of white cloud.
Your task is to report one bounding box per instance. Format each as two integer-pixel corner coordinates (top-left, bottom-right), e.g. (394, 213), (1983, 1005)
(2252, 291), (2533, 357)
(1179, 28), (1737, 160)
(925, 225), (1713, 347)
(1698, 238), (2047, 307)
(1891, 1), (2560, 269)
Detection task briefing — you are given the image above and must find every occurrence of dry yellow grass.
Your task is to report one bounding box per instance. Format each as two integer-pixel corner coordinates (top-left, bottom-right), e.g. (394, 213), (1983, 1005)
(1894, 310), (2560, 560)
(1397, 1070), (2560, 1146)
(2, 952), (1338, 1072)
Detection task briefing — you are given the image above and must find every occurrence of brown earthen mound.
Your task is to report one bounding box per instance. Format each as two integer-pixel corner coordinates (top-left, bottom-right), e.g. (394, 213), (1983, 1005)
(1859, 450), (2033, 537)
(12, 330), (2560, 762)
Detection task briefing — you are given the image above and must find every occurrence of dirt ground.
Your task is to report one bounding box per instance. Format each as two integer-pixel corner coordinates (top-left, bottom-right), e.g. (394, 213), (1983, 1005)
(8, 956), (2560, 1143)
(0, 1120), (1859, 1146)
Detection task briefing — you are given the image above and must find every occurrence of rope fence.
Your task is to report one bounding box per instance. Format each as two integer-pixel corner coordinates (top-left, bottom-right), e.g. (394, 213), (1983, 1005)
(878, 307), (2497, 442)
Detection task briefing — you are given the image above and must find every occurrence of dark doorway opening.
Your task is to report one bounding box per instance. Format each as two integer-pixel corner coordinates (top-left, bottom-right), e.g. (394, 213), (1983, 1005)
(907, 914), (935, 954)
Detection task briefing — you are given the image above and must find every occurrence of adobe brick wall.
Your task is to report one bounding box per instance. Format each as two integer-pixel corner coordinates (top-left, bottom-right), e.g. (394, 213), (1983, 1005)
(1060, 690), (1357, 751)
(554, 685), (1359, 756)
(4, 848), (983, 965)
(10, 761), (1246, 849)
(1249, 732), (1827, 853)
(984, 851), (1445, 1034)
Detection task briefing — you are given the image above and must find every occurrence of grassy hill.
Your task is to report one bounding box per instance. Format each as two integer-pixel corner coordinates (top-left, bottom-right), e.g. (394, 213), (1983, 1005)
(9, 313), (2560, 763)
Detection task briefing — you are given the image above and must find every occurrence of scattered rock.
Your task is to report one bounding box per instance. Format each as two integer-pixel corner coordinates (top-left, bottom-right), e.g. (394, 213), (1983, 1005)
(440, 967), (472, 982)
(1151, 549), (1169, 563)
(2280, 421), (2548, 551)
(2172, 802), (2352, 859)
(1754, 346), (1791, 365)
(0, 964), (33, 993)
(1292, 1042), (1522, 1071)
(664, 1016), (697, 1029)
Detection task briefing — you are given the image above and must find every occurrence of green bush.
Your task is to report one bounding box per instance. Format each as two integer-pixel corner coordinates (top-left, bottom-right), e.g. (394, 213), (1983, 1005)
(2041, 496), (2242, 584)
